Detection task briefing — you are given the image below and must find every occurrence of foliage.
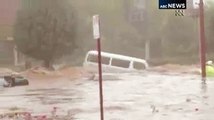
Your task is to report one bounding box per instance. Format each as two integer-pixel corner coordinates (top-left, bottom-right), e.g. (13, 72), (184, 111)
(14, 0), (77, 68)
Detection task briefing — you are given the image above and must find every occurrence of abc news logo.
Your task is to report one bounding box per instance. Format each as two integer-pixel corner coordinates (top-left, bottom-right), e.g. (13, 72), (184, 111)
(175, 10), (185, 16)
(159, 0), (186, 9)
(159, 3), (186, 9)
(159, 0), (186, 17)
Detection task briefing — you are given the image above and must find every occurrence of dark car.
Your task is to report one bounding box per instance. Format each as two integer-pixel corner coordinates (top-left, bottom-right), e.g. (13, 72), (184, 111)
(2, 75), (29, 87)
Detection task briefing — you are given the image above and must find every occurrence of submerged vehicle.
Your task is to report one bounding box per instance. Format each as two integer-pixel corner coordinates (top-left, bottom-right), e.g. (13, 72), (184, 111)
(83, 50), (149, 73)
(0, 75), (29, 87)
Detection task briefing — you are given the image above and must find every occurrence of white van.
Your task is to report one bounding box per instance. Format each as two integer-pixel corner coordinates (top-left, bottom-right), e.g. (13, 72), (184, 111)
(83, 50), (149, 73)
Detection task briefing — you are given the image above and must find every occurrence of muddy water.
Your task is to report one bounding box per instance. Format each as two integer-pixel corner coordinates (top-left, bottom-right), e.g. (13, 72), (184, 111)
(0, 72), (214, 120)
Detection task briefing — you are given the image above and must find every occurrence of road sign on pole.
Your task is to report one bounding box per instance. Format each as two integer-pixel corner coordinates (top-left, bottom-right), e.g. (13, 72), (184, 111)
(92, 15), (104, 120)
(93, 15), (101, 39)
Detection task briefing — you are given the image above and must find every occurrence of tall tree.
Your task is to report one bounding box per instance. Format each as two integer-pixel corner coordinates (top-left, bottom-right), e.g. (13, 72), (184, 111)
(14, 0), (77, 68)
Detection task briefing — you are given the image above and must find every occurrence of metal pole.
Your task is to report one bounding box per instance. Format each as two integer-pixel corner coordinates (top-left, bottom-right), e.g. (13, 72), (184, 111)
(97, 38), (104, 120)
(13, 46), (18, 66)
(145, 0), (150, 61)
(145, 40), (150, 60)
(199, 0), (206, 81)
(93, 14), (104, 120)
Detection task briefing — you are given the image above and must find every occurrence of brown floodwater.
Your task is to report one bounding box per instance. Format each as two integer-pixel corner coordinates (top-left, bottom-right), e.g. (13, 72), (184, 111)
(0, 72), (213, 120)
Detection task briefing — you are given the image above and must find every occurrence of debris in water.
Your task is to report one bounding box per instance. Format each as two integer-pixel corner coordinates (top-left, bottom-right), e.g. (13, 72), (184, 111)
(186, 98), (191, 102)
(195, 108), (199, 111)
(151, 105), (159, 113)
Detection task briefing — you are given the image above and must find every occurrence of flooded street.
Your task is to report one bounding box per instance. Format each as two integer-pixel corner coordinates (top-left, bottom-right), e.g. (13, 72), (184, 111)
(1, 0), (214, 119)
(0, 72), (214, 120)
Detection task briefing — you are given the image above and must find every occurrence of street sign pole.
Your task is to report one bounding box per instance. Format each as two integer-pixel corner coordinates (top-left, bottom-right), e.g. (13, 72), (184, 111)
(93, 15), (104, 120)
(97, 37), (104, 120)
(199, 0), (206, 81)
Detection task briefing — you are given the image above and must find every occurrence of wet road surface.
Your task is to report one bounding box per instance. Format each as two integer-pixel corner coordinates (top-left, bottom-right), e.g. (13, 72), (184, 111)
(0, 72), (214, 120)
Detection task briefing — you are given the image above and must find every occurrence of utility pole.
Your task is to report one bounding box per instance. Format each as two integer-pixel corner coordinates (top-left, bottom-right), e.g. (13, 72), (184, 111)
(145, 0), (150, 61)
(199, 0), (206, 81)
